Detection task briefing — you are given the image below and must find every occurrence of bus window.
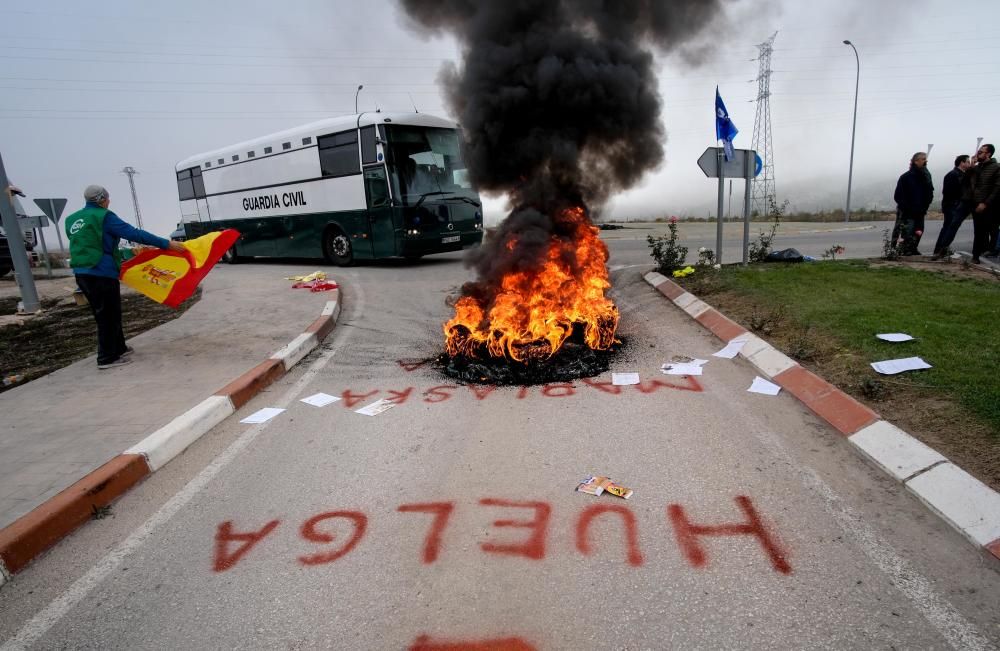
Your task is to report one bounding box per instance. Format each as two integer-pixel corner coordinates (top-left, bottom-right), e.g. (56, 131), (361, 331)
(384, 125), (473, 206)
(360, 125), (377, 164)
(191, 167), (206, 199)
(364, 167), (390, 208)
(176, 169), (195, 201)
(318, 130), (360, 177)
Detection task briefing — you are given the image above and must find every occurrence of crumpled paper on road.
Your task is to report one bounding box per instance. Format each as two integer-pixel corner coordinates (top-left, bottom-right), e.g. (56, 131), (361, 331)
(286, 271), (327, 282)
(291, 280), (339, 292)
(672, 266), (696, 278)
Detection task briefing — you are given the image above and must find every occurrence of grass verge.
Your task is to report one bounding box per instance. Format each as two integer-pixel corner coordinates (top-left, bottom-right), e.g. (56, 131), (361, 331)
(1, 287), (201, 392)
(678, 259), (1000, 491)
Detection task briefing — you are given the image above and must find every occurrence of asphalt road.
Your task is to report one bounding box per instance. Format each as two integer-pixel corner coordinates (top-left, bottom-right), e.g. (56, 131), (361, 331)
(602, 219), (973, 266)
(0, 234), (998, 650)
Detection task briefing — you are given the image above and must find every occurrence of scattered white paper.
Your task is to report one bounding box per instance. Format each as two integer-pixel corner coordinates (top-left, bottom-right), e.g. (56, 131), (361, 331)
(870, 357), (932, 375)
(612, 372), (640, 386)
(876, 333), (915, 343)
(355, 398), (398, 416)
(240, 407), (285, 424)
(747, 376), (781, 396)
(300, 392), (341, 408)
(713, 336), (749, 359)
(661, 363), (704, 376)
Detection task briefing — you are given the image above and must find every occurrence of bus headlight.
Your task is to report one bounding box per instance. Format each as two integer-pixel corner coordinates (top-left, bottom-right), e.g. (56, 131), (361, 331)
(406, 228), (420, 236)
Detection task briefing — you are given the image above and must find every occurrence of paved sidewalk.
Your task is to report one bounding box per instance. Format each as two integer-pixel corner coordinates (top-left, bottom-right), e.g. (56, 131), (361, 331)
(0, 264), (334, 529)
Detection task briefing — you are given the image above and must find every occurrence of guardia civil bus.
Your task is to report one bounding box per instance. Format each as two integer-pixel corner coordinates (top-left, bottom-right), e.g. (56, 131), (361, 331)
(174, 112), (483, 265)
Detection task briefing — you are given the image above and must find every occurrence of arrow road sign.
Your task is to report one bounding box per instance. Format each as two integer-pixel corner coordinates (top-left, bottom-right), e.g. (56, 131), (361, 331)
(697, 147), (759, 179)
(34, 198), (67, 223)
(18, 214), (49, 229)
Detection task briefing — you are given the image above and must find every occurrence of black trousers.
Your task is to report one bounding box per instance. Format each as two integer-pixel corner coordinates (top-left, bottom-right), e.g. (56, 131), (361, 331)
(971, 210), (1000, 258)
(75, 274), (127, 365)
(933, 201), (971, 254)
(892, 211), (926, 255)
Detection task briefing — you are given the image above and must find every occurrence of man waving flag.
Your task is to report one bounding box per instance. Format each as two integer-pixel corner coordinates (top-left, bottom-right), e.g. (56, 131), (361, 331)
(715, 86), (739, 162)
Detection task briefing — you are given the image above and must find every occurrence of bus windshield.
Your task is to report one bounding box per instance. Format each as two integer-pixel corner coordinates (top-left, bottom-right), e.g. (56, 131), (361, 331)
(384, 125), (477, 206)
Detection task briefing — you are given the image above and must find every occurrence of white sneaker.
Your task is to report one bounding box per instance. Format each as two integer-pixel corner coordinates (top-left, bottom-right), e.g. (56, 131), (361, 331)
(98, 357), (133, 370)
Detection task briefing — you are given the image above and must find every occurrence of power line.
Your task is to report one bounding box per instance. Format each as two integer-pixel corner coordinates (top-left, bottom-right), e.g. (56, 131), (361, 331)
(0, 54), (446, 69)
(0, 76), (442, 87)
(0, 44), (456, 62)
(0, 33), (460, 58)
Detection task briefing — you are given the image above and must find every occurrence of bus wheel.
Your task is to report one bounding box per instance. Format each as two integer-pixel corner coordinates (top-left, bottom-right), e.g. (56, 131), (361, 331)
(221, 244), (241, 264)
(324, 228), (354, 266)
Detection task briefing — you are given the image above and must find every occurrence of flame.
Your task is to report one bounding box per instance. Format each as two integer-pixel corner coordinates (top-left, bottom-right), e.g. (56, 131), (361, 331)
(444, 206), (619, 362)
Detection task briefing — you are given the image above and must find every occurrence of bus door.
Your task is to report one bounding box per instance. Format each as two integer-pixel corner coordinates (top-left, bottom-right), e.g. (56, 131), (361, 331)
(364, 166), (396, 258)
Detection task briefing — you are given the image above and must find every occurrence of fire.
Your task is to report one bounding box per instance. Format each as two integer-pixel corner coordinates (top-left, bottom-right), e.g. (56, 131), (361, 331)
(444, 206), (619, 362)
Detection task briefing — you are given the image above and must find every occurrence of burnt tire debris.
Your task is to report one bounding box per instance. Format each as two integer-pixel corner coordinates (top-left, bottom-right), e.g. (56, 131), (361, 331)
(438, 338), (625, 386)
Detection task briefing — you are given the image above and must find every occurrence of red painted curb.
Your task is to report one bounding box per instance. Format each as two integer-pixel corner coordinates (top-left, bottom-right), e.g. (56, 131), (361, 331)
(305, 314), (335, 341)
(986, 538), (1000, 561)
(215, 358), (286, 410)
(656, 279), (686, 300)
(773, 365), (880, 435)
(647, 276), (880, 436)
(0, 454), (150, 574)
(0, 295), (343, 583)
(694, 308), (749, 343)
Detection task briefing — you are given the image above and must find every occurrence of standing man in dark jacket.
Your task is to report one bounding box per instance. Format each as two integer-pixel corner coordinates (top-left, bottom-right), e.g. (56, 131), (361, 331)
(932, 155), (971, 257)
(66, 184), (185, 369)
(893, 152), (934, 255)
(966, 143), (1000, 263)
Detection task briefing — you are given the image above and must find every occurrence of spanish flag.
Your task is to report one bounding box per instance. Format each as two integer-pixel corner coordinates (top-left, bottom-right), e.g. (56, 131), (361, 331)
(120, 229), (240, 308)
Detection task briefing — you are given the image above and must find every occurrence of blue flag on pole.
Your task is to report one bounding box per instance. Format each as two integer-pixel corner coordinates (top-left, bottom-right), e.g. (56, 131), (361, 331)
(715, 86), (738, 162)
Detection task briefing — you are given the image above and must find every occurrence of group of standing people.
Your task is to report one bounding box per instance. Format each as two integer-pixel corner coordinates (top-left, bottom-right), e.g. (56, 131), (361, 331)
(894, 144), (1000, 262)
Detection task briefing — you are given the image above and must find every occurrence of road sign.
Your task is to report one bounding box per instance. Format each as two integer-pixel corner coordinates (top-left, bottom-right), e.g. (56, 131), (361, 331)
(697, 147), (758, 179)
(697, 147), (761, 266)
(18, 214), (49, 229)
(34, 198), (67, 223)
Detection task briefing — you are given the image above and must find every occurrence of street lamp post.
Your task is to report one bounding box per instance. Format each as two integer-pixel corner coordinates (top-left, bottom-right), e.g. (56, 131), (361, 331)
(355, 85), (364, 114)
(843, 40), (860, 223)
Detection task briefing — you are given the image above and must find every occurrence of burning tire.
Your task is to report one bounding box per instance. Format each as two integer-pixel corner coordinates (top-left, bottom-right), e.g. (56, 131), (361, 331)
(323, 227), (353, 267)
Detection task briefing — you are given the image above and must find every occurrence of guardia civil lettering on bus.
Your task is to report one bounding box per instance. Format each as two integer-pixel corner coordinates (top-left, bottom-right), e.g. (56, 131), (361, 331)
(174, 113), (484, 265)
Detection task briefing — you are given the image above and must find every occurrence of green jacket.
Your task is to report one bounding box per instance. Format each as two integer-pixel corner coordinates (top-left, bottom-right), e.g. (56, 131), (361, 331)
(65, 205), (123, 270)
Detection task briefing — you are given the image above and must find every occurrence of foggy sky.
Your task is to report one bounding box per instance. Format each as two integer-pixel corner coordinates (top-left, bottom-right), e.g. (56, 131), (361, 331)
(2, 0), (997, 244)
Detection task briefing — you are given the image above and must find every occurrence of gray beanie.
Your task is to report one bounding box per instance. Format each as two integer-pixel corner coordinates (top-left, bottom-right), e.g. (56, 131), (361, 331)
(84, 184), (108, 203)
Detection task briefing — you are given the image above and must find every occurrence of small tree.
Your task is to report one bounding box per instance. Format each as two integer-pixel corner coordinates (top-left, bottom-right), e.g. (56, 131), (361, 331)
(647, 217), (688, 273)
(748, 199), (787, 263)
(881, 228), (902, 261)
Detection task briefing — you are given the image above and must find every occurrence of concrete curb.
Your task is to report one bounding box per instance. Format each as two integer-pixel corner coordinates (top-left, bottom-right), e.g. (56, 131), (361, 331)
(0, 290), (342, 586)
(643, 272), (1000, 562)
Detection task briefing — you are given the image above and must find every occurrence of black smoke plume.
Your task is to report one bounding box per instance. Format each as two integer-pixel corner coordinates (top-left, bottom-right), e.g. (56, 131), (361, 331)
(398, 0), (726, 344)
(400, 0), (724, 207)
